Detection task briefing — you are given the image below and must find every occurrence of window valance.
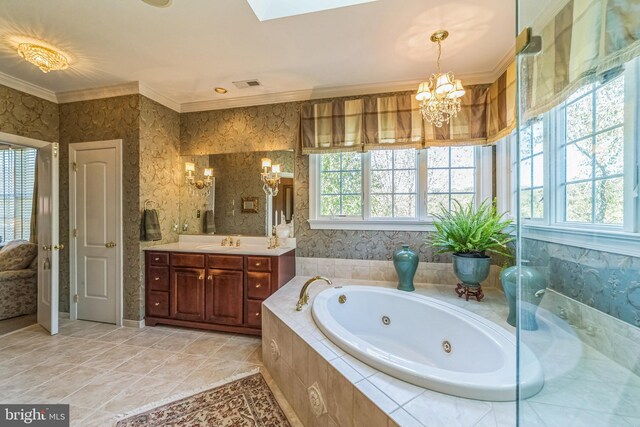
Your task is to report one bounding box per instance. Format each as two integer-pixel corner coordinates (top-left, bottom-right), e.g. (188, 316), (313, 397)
(521, 0), (640, 121)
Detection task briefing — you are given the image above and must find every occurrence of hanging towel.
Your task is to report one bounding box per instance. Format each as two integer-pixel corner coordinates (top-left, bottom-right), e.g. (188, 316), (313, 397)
(141, 209), (162, 241)
(203, 210), (216, 234)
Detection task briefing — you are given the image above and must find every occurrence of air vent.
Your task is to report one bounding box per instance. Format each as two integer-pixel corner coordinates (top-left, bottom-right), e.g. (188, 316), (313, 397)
(232, 79), (262, 89)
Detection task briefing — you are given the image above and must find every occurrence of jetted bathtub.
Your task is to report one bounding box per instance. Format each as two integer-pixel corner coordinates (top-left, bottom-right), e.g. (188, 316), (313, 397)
(311, 285), (544, 401)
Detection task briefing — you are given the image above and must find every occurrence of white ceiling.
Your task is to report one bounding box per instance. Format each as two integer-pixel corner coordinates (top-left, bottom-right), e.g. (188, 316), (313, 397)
(0, 0), (515, 111)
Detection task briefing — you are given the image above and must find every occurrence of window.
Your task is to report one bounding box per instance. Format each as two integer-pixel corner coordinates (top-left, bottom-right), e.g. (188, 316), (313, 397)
(310, 146), (493, 230)
(561, 74), (625, 225)
(0, 146), (36, 242)
(426, 146), (476, 215)
(519, 119), (544, 220)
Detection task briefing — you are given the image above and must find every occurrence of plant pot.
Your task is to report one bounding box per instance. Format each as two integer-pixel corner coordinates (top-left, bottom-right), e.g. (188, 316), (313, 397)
(501, 266), (546, 330)
(393, 245), (418, 292)
(452, 254), (491, 288)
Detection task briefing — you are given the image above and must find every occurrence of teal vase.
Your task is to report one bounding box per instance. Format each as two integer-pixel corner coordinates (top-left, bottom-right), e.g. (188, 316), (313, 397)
(393, 245), (418, 292)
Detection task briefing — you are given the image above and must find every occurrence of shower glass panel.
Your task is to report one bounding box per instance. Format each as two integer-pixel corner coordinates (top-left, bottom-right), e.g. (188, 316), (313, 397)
(516, 0), (640, 425)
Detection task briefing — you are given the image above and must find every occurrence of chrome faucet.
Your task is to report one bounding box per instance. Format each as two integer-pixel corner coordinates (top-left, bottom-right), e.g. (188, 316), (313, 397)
(296, 276), (332, 311)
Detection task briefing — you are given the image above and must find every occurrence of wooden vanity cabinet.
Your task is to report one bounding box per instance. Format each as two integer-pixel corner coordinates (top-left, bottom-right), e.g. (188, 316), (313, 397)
(145, 249), (295, 335)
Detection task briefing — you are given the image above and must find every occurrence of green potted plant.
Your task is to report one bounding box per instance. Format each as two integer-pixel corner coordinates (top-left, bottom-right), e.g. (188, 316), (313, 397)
(431, 199), (514, 291)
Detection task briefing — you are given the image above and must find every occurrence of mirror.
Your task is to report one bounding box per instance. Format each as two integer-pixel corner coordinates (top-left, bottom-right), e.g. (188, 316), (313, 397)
(179, 150), (294, 236)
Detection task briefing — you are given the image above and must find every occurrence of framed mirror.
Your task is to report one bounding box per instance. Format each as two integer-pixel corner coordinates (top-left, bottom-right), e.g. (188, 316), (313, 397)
(241, 197), (259, 213)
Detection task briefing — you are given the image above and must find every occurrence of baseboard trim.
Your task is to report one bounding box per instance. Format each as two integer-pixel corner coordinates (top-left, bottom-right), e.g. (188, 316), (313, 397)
(123, 319), (145, 328)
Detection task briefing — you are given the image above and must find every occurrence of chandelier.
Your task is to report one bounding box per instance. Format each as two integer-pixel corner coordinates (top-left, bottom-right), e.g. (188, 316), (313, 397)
(17, 43), (69, 73)
(416, 30), (465, 128)
(261, 158), (281, 197)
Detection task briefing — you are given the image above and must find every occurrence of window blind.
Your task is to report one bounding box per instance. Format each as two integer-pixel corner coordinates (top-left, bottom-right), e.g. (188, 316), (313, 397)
(0, 146), (36, 243)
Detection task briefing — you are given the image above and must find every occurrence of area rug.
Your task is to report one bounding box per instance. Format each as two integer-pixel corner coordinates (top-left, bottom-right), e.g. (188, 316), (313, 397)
(114, 371), (291, 427)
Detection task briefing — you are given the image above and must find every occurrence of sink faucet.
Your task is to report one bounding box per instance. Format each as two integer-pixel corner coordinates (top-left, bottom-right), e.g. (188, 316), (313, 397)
(296, 276), (332, 311)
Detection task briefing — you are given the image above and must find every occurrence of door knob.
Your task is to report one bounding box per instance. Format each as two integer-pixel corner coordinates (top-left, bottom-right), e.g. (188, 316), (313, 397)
(42, 245), (51, 251)
(54, 244), (64, 250)
(105, 242), (116, 248)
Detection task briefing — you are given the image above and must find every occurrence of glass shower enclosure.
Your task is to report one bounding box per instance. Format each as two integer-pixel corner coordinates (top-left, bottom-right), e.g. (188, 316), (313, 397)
(516, 0), (640, 425)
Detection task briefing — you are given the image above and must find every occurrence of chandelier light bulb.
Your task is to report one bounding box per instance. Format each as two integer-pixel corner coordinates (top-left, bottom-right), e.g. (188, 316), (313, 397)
(17, 43), (69, 73)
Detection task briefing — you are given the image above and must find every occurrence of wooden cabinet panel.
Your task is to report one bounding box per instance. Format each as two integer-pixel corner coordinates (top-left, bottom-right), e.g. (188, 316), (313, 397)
(171, 253), (205, 268)
(205, 269), (244, 326)
(247, 256), (271, 272)
(247, 272), (271, 300)
(147, 291), (169, 318)
(148, 252), (169, 265)
(171, 267), (205, 321)
(148, 266), (169, 291)
(246, 300), (263, 328)
(208, 255), (243, 270)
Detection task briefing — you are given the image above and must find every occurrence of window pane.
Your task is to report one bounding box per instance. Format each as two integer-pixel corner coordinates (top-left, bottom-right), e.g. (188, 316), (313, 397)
(451, 193), (474, 208)
(451, 146), (474, 167)
(321, 171), (341, 194)
(427, 147), (449, 168)
(595, 127), (624, 177)
(566, 182), (593, 222)
(371, 150), (392, 169)
(566, 83), (593, 103)
(341, 171), (361, 194)
(520, 189), (532, 219)
(394, 195), (416, 217)
(566, 93), (593, 142)
(394, 170), (415, 193)
(594, 178), (623, 224)
(371, 170), (392, 193)
(427, 194), (449, 216)
(394, 149), (416, 169)
(532, 154), (544, 188)
(342, 195), (362, 216)
(520, 127), (532, 158)
(428, 169), (449, 193)
(532, 188), (544, 219)
(321, 153), (341, 171)
(320, 195), (340, 216)
(342, 152), (362, 170)
(451, 169), (474, 192)
(532, 121), (544, 155)
(565, 140), (592, 182)
(521, 158), (532, 189)
(371, 194), (393, 217)
(596, 75), (625, 131)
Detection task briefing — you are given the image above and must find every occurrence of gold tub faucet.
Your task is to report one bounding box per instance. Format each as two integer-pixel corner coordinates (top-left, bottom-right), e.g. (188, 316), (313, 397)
(296, 276), (332, 311)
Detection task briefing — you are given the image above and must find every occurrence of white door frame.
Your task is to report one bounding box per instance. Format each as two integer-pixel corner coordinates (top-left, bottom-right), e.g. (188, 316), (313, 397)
(69, 139), (123, 326)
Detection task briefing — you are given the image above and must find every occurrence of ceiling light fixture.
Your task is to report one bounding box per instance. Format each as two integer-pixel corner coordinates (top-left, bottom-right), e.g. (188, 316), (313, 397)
(416, 30), (465, 128)
(17, 43), (69, 73)
(214, 87), (228, 94)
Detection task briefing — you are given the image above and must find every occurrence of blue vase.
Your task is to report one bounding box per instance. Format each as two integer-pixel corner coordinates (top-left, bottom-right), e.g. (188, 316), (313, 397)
(501, 266), (546, 330)
(393, 245), (418, 292)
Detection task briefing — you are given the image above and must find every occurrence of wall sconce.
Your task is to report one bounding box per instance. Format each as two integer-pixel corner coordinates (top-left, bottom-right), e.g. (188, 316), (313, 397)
(261, 158), (281, 197)
(185, 162), (213, 193)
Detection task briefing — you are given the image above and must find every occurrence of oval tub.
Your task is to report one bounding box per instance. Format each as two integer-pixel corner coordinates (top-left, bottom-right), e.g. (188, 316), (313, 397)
(311, 285), (544, 401)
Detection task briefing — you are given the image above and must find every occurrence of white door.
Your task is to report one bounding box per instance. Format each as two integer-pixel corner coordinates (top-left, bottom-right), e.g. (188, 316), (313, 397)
(70, 141), (122, 324)
(37, 143), (59, 335)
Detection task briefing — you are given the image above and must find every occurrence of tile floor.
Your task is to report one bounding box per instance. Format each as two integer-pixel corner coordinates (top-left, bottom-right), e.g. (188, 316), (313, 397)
(0, 316), (263, 426)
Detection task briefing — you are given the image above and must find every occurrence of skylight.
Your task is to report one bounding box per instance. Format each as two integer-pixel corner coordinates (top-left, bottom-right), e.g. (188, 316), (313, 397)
(246, 0), (379, 21)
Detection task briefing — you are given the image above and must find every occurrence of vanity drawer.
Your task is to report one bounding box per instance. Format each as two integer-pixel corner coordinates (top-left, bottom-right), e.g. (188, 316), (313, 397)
(246, 300), (263, 328)
(247, 272), (271, 300)
(208, 255), (243, 271)
(147, 291), (169, 318)
(148, 252), (169, 266)
(171, 253), (205, 268)
(148, 266), (170, 291)
(247, 256), (271, 272)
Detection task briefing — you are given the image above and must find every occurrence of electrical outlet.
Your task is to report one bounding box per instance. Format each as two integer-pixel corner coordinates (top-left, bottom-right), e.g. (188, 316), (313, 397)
(196, 210), (201, 218)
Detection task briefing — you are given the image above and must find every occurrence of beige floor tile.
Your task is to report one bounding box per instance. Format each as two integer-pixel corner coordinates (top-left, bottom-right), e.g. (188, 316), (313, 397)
(72, 410), (117, 427)
(150, 332), (198, 351)
(182, 335), (229, 355)
(81, 344), (146, 371)
(113, 348), (175, 375)
(28, 366), (104, 400)
(180, 357), (243, 389)
(69, 323), (120, 340)
(147, 353), (208, 382)
(0, 361), (75, 395)
(62, 371), (143, 408)
(121, 329), (172, 347)
(213, 341), (261, 361)
(101, 376), (179, 413)
(95, 327), (144, 344)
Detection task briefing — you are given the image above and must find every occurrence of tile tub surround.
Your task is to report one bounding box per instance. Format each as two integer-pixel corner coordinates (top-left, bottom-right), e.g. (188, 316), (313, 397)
(296, 257), (503, 291)
(0, 316), (302, 427)
(263, 277), (640, 427)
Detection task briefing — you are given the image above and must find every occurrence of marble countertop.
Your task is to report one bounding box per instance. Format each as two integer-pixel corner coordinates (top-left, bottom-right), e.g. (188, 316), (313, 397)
(142, 242), (295, 257)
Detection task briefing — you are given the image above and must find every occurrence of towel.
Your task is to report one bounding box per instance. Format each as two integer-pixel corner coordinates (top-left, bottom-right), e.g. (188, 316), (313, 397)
(141, 209), (162, 241)
(203, 210), (215, 234)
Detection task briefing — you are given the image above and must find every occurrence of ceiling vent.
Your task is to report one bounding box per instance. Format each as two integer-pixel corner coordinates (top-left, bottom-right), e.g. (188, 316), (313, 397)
(232, 79), (262, 89)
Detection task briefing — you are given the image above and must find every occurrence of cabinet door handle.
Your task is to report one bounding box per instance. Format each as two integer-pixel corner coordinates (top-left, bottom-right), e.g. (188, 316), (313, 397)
(198, 275), (204, 280)
(207, 275), (212, 281)
(255, 283), (262, 288)
(255, 312), (260, 317)
(154, 257), (160, 261)
(154, 277), (160, 281)
(154, 302), (160, 306)
(255, 262), (261, 266)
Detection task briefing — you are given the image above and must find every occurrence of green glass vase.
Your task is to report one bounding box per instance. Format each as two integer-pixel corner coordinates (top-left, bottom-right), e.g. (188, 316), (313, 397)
(393, 245), (418, 292)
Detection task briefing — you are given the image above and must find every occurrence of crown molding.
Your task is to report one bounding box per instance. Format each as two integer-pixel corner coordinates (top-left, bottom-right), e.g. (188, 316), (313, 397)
(0, 71), (57, 103)
(139, 82), (181, 112)
(56, 82), (140, 104)
(493, 45), (515, 77)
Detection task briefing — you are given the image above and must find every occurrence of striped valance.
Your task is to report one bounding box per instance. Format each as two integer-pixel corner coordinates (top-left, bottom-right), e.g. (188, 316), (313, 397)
(522, 0), (640, 121)
(486, 62), (517, 144)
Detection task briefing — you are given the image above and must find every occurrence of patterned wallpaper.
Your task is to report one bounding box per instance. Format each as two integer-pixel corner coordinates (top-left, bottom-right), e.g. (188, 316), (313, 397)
(59, 95), (142, 319)
(0, 84), (58, 142)
(178, 155), (212, 235)
(139, 96), (181, 319)
(180, 102), (300, 155)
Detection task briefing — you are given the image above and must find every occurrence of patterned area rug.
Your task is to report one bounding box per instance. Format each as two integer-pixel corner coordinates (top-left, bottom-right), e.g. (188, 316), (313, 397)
(115, 372), (291, 427)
